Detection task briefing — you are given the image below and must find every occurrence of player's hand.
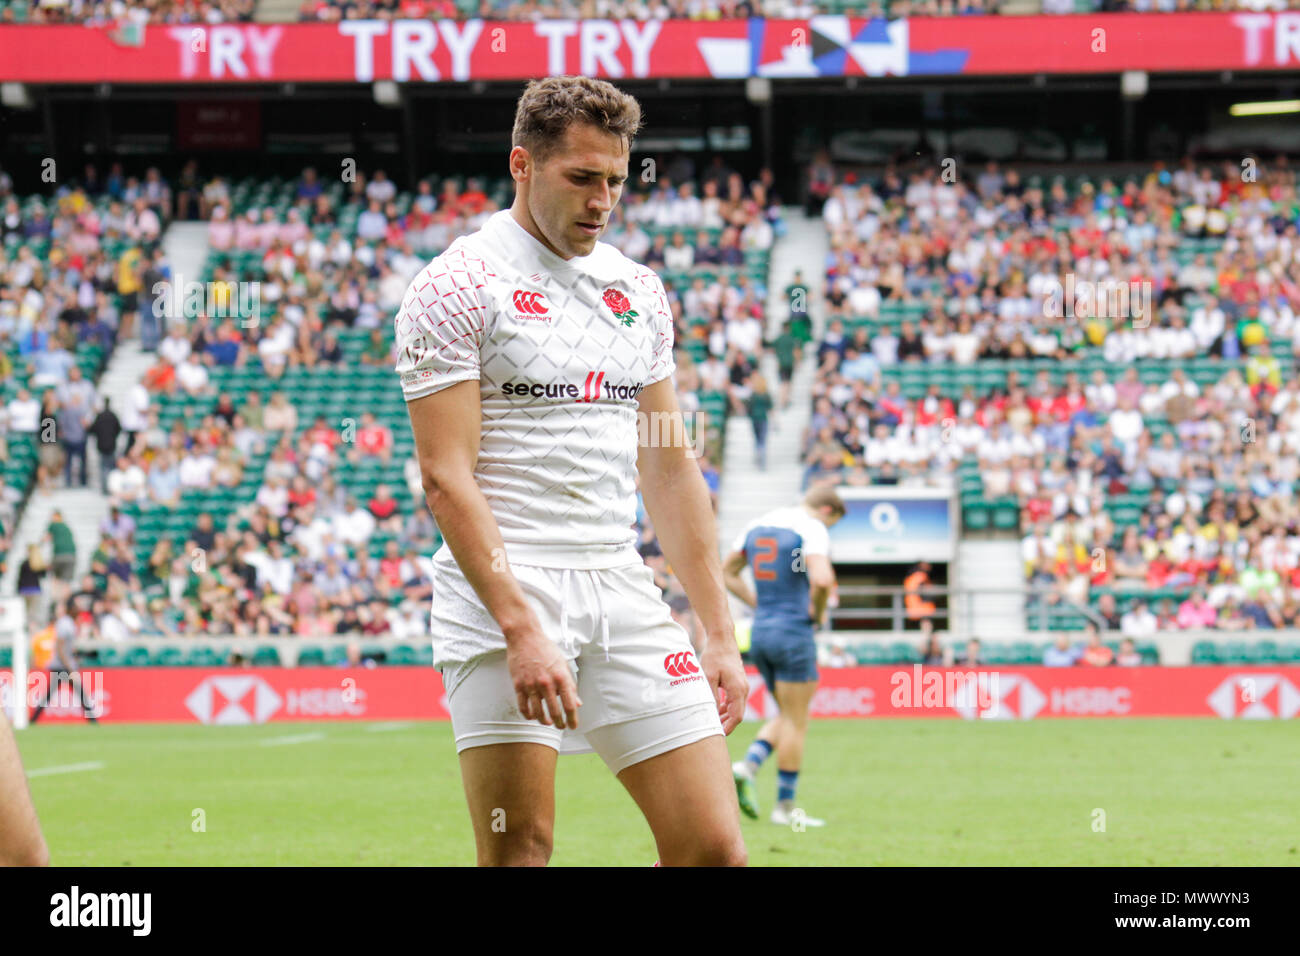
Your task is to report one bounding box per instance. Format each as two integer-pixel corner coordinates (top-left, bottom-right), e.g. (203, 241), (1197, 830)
(701, 634), (748, 735)
(506, 627), (582, 730)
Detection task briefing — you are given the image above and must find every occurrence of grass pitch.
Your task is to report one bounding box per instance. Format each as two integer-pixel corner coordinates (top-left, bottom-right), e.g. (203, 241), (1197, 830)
(16, 719), (1299, 866)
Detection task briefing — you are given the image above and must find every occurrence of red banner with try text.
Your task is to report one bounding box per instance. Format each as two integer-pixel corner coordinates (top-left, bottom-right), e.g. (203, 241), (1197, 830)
(2, 666), (1298, 723)
(2, 14), (1300, 84)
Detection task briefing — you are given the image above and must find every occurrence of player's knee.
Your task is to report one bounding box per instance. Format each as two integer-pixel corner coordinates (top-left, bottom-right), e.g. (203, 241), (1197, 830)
(699, 835), (747, 867)
(481, 825), (553, 867)
(674, 832), (747, 867)
(3, 837), (50, 868)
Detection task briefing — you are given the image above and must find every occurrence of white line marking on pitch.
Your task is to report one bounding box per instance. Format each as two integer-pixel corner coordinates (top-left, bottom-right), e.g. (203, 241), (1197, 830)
(28, 761), (105, 778)
(366, 722), (413, 733)
(260, 733), (326, 747)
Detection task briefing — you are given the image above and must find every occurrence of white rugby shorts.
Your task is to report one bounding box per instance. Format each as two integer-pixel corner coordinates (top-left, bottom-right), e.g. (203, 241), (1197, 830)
(430, 550), (723, 774)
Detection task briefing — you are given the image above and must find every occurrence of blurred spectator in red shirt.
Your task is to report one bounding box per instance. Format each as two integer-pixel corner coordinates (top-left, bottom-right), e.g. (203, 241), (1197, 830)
(354, 412), (393, 464)
(1080, 623), (1114, 667)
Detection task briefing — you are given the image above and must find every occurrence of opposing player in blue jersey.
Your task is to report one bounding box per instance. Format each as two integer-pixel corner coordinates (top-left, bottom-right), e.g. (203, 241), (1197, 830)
(722, 485), (845, 826)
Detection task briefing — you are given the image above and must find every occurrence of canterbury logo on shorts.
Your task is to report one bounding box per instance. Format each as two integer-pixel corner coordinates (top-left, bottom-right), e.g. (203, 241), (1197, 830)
(664, 651), (704, 686)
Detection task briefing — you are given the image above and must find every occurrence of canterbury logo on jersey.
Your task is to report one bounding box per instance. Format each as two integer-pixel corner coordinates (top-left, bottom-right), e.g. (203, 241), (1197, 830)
(501, 370), (645, 403)
(511, 289), (550, 319)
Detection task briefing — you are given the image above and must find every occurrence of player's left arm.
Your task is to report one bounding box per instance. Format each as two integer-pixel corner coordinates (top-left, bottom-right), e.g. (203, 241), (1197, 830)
(636, 378), (748, 734)
(806, 553), (836, 627)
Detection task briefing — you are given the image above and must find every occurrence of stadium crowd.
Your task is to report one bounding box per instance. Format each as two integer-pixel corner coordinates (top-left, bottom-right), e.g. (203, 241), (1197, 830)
(803, 153), (1300, 632)
(2, 157), (781, 642)
(3, 0), (1290, 25)
(293, 0), (1005, 22)
(1, 0), (255, 24)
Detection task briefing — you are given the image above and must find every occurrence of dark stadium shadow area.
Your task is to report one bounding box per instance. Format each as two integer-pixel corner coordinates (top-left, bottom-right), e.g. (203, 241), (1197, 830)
(830, 562), (949, 634)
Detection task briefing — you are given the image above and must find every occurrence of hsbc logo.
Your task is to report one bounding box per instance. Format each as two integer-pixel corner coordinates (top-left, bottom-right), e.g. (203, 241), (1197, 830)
(1208, 673), (1300, 719)
(664, 651), (704, 687)
(185, 675), (282, 724)
(952, 672), (1044, 720)
(511, 289), (550, 321)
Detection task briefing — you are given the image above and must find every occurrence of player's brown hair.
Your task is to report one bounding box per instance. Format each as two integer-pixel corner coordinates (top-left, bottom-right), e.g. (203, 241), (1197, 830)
(511, 76), (643, 168)
(803, 484), (847, 520)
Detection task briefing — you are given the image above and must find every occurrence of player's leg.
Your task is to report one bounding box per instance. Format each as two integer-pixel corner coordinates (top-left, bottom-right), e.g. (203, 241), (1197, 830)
(432, 561), (573, 866)
(731, 640), (778, 819)
(0, 708), (49, 866)
(443, 649), (567, 866)
(458, 742), (557, 867)
(770, 678), (821, 826)
(613, 734), (746, 867)
(71, 670), (99, 723)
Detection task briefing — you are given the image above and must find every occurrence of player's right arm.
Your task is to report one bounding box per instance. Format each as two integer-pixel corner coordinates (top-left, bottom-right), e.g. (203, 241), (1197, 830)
(399, 260), (580, 730)
(0, 708), (49, 866)
(721, 549), (755, 609)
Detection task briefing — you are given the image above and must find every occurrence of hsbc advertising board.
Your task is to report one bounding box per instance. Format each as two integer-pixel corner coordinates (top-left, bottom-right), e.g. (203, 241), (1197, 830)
(3, 666), (1299, 723)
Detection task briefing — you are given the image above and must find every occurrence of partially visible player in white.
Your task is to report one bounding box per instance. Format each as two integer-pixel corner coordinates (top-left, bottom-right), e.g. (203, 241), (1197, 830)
(0, 708), (49, 866)
(722, 486), (844, 827)
(397, 76), (748, 866)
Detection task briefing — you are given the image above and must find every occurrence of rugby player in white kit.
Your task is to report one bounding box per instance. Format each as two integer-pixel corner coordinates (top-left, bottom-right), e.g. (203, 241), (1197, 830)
(396, 76), (748, 866)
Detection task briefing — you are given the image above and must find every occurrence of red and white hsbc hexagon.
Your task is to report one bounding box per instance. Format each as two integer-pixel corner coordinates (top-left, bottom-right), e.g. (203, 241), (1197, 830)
(185, 675), (283, 725)
(951, 672), (1046, 720)
(1207, 674), (1300, 719)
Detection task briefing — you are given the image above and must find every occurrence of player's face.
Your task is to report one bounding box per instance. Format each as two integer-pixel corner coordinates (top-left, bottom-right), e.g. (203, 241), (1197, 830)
(524, 122), (629, 259)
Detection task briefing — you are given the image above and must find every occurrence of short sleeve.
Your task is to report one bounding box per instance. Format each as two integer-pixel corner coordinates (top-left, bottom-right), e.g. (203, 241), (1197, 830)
(394, 248), (494, 402)
(729, 520), (754, 557)
(800, 515), (831, 558)
(633, 267), (676, 387)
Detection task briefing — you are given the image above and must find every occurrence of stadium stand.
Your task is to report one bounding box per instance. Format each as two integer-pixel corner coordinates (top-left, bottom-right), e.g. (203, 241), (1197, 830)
(807, 156), (1300, 639)
(0, 160), (776, 658)
(1, 170), (157, 600)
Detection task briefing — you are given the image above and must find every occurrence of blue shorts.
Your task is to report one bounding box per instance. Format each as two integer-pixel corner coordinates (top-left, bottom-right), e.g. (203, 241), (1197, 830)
(749, 626), (818, 692)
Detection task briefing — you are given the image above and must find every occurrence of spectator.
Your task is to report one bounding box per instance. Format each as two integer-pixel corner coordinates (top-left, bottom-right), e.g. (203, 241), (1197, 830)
(353, 412), (393, 464)
(88, 397), (122, 494)
(1120, 599), (1158, 640)
(57, 390), (92, 488)
(904, 560), (937, 623)
(17, 543), (48, 625)
(746, 373), (774, 470)
(1116, 638), (1143, 667)
(45, 510), (77, 584)
(1080, 623), (1114, 666)
(954, 637), (982, 666)
(99, 504), (136, 545)
(1043, 632), (1081, 667)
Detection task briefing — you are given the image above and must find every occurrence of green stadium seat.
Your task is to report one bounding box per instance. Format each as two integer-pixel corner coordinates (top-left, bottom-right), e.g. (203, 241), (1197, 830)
(852, 644), (889, 666)
(252, 646), (282, 667)
(122, 647), (151, 667)
(1219, 642), (1251, 666)
(296, 646), (326, 667)
(152, 647), (185, 667)
(888, 642), (920, 665)
(387, 645), (418, 666)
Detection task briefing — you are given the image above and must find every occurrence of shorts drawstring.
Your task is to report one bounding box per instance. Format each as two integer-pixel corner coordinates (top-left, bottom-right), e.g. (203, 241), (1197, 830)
(556, 567), (575, 657)
(552, 568), (609, 661)
(589, 569), (611, 662)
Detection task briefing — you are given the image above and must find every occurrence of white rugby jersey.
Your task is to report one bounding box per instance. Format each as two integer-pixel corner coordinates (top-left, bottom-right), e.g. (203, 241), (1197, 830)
(395, 209), (676, 569)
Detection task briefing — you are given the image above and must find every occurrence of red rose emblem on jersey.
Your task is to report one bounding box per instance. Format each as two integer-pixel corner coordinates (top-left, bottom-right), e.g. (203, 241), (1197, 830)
(602, 288), (639, 327)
